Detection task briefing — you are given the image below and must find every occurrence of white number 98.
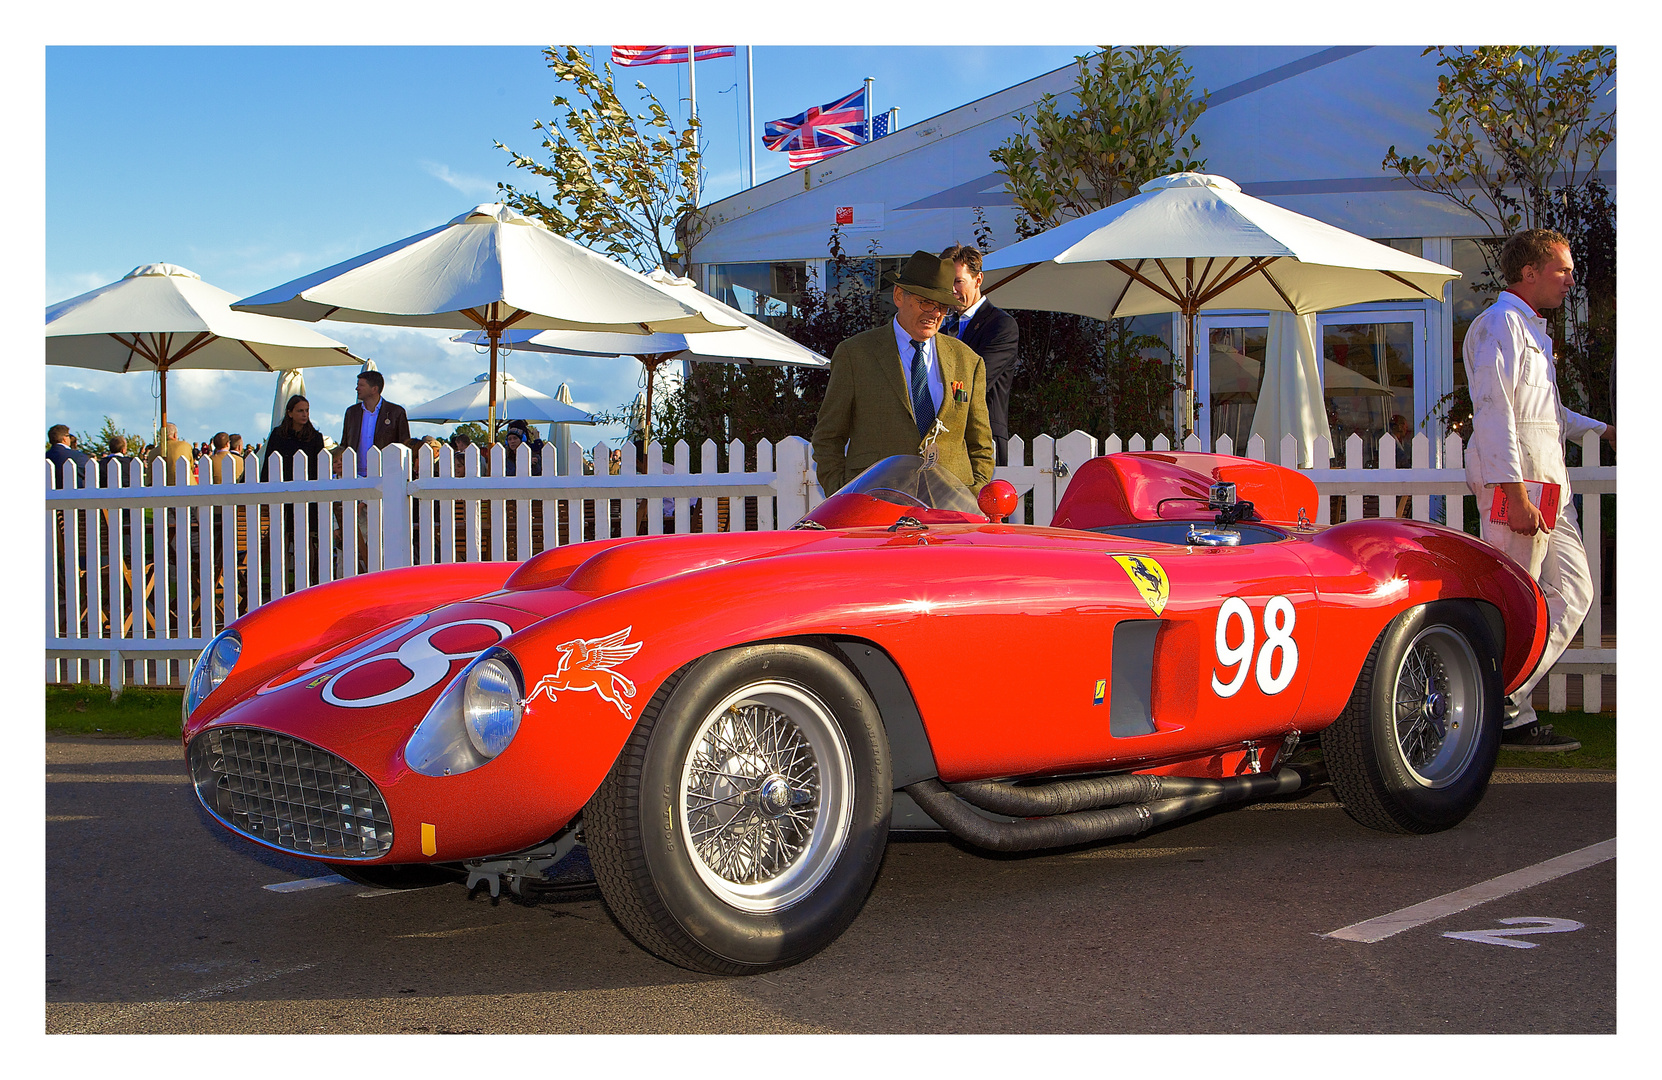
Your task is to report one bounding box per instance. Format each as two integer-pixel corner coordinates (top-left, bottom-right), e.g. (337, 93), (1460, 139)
(1211, 595), (1298, 697)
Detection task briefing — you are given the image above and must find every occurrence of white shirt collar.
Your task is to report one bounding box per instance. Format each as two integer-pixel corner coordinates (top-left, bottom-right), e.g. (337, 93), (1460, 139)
(957, 295), (987, 326)
(1496, 289), (1545, 325)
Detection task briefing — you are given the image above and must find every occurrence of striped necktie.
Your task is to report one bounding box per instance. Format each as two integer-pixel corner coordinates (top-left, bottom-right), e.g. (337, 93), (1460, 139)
(909, 339), (935, 437)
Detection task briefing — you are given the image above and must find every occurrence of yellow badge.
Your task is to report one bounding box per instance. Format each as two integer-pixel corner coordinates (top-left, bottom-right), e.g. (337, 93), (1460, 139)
(421, 823), (437, 857)
(1112, 555), (1170, 616)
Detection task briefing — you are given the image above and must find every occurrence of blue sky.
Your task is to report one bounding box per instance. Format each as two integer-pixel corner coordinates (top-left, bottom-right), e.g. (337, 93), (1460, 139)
(44, 43), (1089, 450)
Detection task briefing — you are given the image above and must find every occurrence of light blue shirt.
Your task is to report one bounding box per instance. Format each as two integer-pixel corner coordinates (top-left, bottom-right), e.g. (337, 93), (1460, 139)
(948, 295), (986, 335)
(355, 399), (381, 477)
(892, 319), (944, 414)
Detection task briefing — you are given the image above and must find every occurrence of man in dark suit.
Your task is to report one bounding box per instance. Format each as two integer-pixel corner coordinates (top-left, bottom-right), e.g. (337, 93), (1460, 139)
(45, 423), (90, 488)
(341, 368), (411, 477)
(811, 251), (994, 495)
(939, 244), (1020, 466)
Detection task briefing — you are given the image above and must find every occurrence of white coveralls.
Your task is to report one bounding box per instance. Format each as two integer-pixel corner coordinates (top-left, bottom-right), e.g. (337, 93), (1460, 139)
(1462, 291), (1606, 727)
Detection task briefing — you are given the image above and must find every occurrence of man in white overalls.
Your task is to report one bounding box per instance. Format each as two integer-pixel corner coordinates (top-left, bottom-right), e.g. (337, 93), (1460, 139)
(1464, 229), (1617, 751)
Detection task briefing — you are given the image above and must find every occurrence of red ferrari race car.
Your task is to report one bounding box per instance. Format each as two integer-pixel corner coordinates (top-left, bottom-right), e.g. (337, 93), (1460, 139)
(183, 450), (1546, 975)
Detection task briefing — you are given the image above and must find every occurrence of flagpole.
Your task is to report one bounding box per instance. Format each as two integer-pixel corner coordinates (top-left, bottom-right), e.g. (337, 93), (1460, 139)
(746, 46), (756, 190)
(864, 76), (874, 144)
(687, 47), (699, 206)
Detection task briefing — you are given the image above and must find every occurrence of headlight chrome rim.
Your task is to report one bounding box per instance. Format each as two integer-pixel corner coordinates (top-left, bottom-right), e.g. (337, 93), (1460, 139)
(405, 647), (526, 777)
(185, 630), (241, 718)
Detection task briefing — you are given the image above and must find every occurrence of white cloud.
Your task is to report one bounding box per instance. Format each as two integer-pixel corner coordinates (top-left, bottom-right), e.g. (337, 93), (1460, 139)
(422, 160), (501, 200)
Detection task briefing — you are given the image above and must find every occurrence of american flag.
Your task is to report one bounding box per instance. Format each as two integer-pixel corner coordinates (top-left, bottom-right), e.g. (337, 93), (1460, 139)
(610, 46), (736, 66)
(765, 87), (873, 168)
(786, 113), (890, 168)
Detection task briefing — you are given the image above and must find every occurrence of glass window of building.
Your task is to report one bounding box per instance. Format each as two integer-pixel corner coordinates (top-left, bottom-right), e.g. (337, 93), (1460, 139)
(1321, 321), (1416, 469)
(828, 255), (908, 324)
(1207, 324), (1268, 451)
(705, 262), (809, 330)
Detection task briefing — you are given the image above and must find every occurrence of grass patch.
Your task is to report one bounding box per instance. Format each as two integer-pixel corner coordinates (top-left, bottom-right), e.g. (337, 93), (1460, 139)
(46, 685), (184, 740)
(1497, 710), (1616, 771)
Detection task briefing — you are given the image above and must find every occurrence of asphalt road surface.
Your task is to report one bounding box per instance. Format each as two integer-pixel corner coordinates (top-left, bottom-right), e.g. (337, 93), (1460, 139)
(46, 736), (1615, 1034)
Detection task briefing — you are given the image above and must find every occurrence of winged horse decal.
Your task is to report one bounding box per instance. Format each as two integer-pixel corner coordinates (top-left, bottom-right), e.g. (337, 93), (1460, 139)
(526, 626), (643, 719)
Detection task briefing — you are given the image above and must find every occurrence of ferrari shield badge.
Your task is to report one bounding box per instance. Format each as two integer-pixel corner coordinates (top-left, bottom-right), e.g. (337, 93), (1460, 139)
(526, 626), (643, 719)
(1111, 555), (1169, 616)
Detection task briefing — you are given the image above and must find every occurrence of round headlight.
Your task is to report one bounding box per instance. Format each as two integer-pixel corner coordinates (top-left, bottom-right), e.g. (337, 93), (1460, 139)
(462, 657), (522, 758)
(185, 631), (241, 717)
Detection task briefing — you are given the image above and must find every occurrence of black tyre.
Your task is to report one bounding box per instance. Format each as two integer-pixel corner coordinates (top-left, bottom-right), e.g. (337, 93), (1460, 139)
(586, 643), (891, 974)
(1323, 601), (1503, 834)
(329, 862), (462, 890)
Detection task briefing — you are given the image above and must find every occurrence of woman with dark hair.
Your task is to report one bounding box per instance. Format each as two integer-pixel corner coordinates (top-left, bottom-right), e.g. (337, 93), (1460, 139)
(262, 394), (326, 481)
(263, 394), (328, 582)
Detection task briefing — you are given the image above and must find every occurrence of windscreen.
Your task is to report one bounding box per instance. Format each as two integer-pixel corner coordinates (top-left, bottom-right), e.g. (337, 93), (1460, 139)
(839, 455), (983, 514)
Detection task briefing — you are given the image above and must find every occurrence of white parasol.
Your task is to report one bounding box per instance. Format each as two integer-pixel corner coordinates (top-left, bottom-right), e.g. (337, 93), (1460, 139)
(234, 205), (743, 440)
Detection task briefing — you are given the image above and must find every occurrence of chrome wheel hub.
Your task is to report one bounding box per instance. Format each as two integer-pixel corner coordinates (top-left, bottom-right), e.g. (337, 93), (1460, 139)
(679, 682), (854, 913)
(1392, 626), (1483, 787)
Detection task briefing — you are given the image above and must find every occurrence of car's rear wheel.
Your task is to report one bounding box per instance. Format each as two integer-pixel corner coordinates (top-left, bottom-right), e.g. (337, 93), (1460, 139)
(586, 643), (891, 974)
(1324, 601), (1502, 834)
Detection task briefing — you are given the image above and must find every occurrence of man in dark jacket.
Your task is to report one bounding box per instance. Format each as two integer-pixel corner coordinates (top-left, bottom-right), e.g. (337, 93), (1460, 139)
(940, 244), (1020, 466)
(46, 424), (90, 488)
(341, 369), (411, 476)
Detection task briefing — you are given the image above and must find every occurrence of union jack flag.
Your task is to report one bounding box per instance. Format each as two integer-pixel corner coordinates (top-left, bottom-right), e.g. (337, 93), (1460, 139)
(787, 112), (890, 169)
(766, 87), (871, 166)
(610, 46), (736, 66)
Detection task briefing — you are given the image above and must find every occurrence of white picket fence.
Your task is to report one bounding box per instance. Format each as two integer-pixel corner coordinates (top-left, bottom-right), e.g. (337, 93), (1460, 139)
(46, 431), (1615, 710)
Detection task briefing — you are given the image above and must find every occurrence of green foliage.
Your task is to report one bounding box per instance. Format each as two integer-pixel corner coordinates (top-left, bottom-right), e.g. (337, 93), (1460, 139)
(451, 422), (489, 446)
(990, 46), (1207, 237)
(497, 46), (708, 273)
(1394, 48), (1618, 426)
(74, 415), (149, 456)
(986, 51), (1199, 439)
(1007, 313), (1179, 445)
(1383, 46), (1616, 238)
(625, 228), (877, 458)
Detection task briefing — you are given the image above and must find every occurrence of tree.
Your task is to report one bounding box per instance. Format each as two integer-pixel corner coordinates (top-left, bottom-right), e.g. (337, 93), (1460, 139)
(635, 229), (873, 461)
(1385, 46), (1616, 424)
(987, 49), (1202, 439)
(990, 46), (1208, 238)
(497, 47), (707, 273)
(75, 415), (149, 456)
(1383, 47), (1615, 239)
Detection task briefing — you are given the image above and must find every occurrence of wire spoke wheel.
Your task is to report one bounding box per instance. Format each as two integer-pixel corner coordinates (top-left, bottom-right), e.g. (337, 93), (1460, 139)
(1323, 601), (1502, 835)
(680, 683), (854, 913)
(586, 644), (889, 974)
(1390, 626), (1482, 787)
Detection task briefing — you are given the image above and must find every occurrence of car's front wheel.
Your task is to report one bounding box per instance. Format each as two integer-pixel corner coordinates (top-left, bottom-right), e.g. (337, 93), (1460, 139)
(1324, 601), (1502, 834)
(586, 643), (891, 974)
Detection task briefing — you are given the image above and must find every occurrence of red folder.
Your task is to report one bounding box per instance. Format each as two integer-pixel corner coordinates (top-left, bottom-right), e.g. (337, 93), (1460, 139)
(1489, 480), (1561, 531)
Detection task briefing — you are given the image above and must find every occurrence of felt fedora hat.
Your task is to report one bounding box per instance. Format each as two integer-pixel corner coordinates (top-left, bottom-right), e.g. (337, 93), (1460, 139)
(883, 250), (960, 308)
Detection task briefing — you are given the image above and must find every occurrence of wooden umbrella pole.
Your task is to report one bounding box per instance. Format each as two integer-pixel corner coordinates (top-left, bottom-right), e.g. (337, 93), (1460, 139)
(486, 302), (500, 445)
(488, 329), (499, 445)
(643, 357), (659, 449)
(1181, 305), (1198, 444)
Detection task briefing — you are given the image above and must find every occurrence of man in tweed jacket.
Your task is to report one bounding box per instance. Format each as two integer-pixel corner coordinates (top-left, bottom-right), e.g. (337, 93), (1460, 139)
(811, 251), (995, 495)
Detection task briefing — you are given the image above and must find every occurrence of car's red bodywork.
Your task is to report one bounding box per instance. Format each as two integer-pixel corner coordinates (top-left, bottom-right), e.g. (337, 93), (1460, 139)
(183, 451), (1546, 868)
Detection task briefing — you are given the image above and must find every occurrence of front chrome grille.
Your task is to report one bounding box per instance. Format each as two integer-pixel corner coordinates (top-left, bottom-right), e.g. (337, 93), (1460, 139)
(188, 727), (393, 859)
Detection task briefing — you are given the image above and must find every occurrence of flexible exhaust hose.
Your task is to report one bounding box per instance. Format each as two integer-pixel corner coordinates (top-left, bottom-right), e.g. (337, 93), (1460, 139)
(905, 764), (1325, 853)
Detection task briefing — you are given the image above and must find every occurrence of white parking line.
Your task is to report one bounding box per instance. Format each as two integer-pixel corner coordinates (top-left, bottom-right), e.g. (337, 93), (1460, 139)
(263, 874), (352, 893)
(1323, 838), (1616, 943)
